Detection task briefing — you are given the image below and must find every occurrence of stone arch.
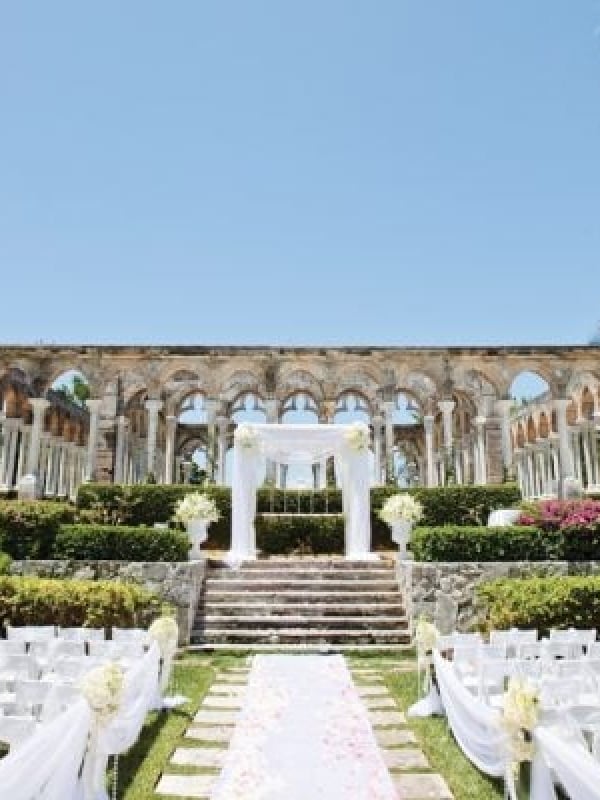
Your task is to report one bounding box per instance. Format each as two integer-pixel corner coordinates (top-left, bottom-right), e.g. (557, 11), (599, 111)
(220, 370), (264, 404)
(334, 388), (373, 421)
(505, 367), (553, 401)
(277, 369), (324, 404)
(229, 390), (266, 422)
(397, 371), (438, 407)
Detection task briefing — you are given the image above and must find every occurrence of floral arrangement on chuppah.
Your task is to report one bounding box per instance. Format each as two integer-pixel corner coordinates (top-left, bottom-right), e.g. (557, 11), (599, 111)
(235, 423), (261, 450)
(343, 422), (370, 452)
(174, 492), (220, 525)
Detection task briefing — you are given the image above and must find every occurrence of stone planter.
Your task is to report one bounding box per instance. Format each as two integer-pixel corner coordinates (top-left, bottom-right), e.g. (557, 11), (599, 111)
(186, 518), (208, 559)
(391, 519), (413, 560)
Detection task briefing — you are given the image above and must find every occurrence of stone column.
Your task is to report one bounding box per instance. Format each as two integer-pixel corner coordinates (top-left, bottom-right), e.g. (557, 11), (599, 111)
(372, 413), (384, 485)
(164, 415), (178, 485)
(85, 399), (102, 481)
(383, 401), (395, 482)
(474, 416), (487, 485)
(438, 400), (456, 452)
(17, 425), (31, 484)
(265, 398), (279, 484)
(554, 397), (575, 489)
(495, 398), (513, 480)
(144, 399), (163, 479)
(114, 415), (128, 484)
(0, 419), (21, 490)
(423, 414), (436, 487)
(216, 416), (229, 485)
(205, 399), (218, 482)
(25, 398), (50, 477)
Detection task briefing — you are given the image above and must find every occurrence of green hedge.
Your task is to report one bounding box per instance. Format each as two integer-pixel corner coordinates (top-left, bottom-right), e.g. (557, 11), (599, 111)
(77, 483), (521, 542)
(411, 524), (600, 562)
(54, 525), (190, 561)
(0, 576), (162, 629)
(477, 576), (600, 634)
(0, 501), (76, 559)
(255, 514), (345, 555)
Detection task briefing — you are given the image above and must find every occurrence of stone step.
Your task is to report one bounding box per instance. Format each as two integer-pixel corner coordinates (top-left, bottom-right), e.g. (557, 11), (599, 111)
(208, 559), (395, 570)
(205, 578), (398, 591)
(187, 642), (414, 653)
(199, 602), (406, 617)
(200, 614), (408, 631)
(203, 590), (402, 604)
(208, 568), (396, 581)
(193, 628), (411, 645)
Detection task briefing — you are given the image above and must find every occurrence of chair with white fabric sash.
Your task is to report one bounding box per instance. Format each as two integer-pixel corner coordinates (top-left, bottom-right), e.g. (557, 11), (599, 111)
(88, 639), (145, 662)
(111, 627), (150, 646)
(14, 679), (53, 721)
(477, 659), (516, 705)
(48, 656), (91, 682)
(539, 677), (590, 710)
(0, 654), (38, 687)
(489, 628), (537, 657)
(0, 640), (26, 657)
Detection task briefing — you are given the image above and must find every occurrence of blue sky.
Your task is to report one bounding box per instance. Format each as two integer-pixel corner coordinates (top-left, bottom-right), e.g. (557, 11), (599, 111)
(1, 2), (599, 346)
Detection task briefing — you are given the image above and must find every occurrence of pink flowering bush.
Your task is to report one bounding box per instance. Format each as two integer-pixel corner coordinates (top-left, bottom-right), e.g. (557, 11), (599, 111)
(518, 500), (600, 531)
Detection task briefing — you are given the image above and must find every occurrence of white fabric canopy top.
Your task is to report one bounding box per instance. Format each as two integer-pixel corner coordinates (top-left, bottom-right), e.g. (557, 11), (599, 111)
(230, 423), (372, 562)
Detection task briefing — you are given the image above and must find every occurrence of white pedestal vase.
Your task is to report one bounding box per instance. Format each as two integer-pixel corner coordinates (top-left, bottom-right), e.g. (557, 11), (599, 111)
(186, 518), (208, 559)
(391, 519), (413, 560)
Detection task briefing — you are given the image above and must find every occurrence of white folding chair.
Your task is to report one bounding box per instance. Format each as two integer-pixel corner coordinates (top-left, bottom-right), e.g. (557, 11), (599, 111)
(0, 714), (36, 750)
(490, 628), (537, 657)
(0, 654), (38, 686)
(49, 657), (90, 682)
(14, 679), (53, 720)
(111, 628), (150, 646)
(6, 626), (56, 643)
(0, 640), (26, 657)
(58, 627), (105, 643)
(477, 659), (515, 705)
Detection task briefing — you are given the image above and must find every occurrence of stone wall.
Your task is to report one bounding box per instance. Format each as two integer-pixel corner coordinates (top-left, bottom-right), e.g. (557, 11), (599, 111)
(397, 560), (600, 634)
(10, 559), (206, 645)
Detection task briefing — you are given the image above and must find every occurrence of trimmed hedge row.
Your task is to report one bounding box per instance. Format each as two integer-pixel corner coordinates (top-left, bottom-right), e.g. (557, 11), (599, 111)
(55, 525), (190, 561)
(77, 483), (522, 546)
(477, 576), (600, 634)
(0, 576), (162, 629)
(411, 524), (600, 562)
(255, 514), (345, 555)
(0, 501), (76, 559)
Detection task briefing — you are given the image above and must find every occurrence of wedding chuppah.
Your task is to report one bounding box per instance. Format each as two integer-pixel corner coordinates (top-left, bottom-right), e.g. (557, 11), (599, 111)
(229, 422), (373, 562)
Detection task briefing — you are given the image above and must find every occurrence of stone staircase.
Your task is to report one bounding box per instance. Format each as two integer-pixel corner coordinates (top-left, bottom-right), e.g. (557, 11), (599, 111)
(191, 558), (411, 651)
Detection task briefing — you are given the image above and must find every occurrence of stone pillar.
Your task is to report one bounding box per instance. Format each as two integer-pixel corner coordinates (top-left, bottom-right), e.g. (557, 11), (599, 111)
(372, 413), (384, 485)
(216, 416), (228, 485)
(474, 416), (487, 484)
(495, 398), (513, 480)
(554, 397), (575, 489)
(85, 399), (102, 481)
(205, 399), (218, 482)
(383, 401), (395, 482)
(17, 425), (31, 484)
(144, 399), (163, 479)
(423, 414), (436, 487)
(265, 398), (279, 484)
(114, 415), (128, 484)
(438, 400), (456, 452)
(0, 419), (21, 490)
(164, 415), (178, 485)
(25, 398), (50, 476)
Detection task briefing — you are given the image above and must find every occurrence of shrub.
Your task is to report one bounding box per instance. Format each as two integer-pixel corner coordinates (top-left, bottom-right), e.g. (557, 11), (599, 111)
(0, 576), (162, 629)
(0, 501), (76, 559)
(54, 525), (190, 561)
(477, 576), (600, 634)
(0, 553), (11, 575)
(518, 498), (600, 529)
(255, 514), (345, 555)
(411, 525), (561, 562)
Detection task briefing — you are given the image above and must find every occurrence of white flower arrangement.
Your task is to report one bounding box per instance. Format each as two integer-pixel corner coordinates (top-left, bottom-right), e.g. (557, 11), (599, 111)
(149, 615), (179, 658)
(502, 678), (539, 774)
(235, 423), (261, 450)
(378, 493), (423, 526)
(343, 422), (369, 452)
(174, 492), (220, 525)
(80, 662), (124, 725)
(415, 615), (439, 654)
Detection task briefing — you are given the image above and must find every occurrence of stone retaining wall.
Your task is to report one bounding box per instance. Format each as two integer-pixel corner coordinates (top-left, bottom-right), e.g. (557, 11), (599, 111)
(9, 560), (206, 645)
(396, 560), (600, 634)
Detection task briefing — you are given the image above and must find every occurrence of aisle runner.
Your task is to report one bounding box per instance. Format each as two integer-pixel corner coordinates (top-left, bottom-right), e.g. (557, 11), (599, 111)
(210, 654), (397, 800)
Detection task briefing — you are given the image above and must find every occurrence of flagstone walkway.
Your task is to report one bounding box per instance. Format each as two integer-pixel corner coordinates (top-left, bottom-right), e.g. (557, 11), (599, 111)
(155, 659), (453, 800)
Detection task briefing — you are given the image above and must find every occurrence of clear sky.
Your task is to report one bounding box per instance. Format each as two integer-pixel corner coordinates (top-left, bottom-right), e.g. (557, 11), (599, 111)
(1, 2), (599, 346)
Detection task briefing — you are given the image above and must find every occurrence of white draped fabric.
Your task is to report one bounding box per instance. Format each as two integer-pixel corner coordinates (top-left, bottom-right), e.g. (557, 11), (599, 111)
(433, 652), (515, 797)
(0, 699), (91, 800)
(210, 654), (396, 800)
(230, 424), (372, 561)
(531, 725), (600, 800)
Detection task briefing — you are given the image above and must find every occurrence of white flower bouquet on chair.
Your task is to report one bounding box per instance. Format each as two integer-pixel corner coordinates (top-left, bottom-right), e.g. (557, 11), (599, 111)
(378, 493), (423, 559)
(174, 492), (220, 559)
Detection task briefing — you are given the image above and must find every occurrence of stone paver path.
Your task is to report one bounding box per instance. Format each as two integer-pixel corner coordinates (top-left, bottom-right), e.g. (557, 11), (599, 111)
(156, 659), (453, 800)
